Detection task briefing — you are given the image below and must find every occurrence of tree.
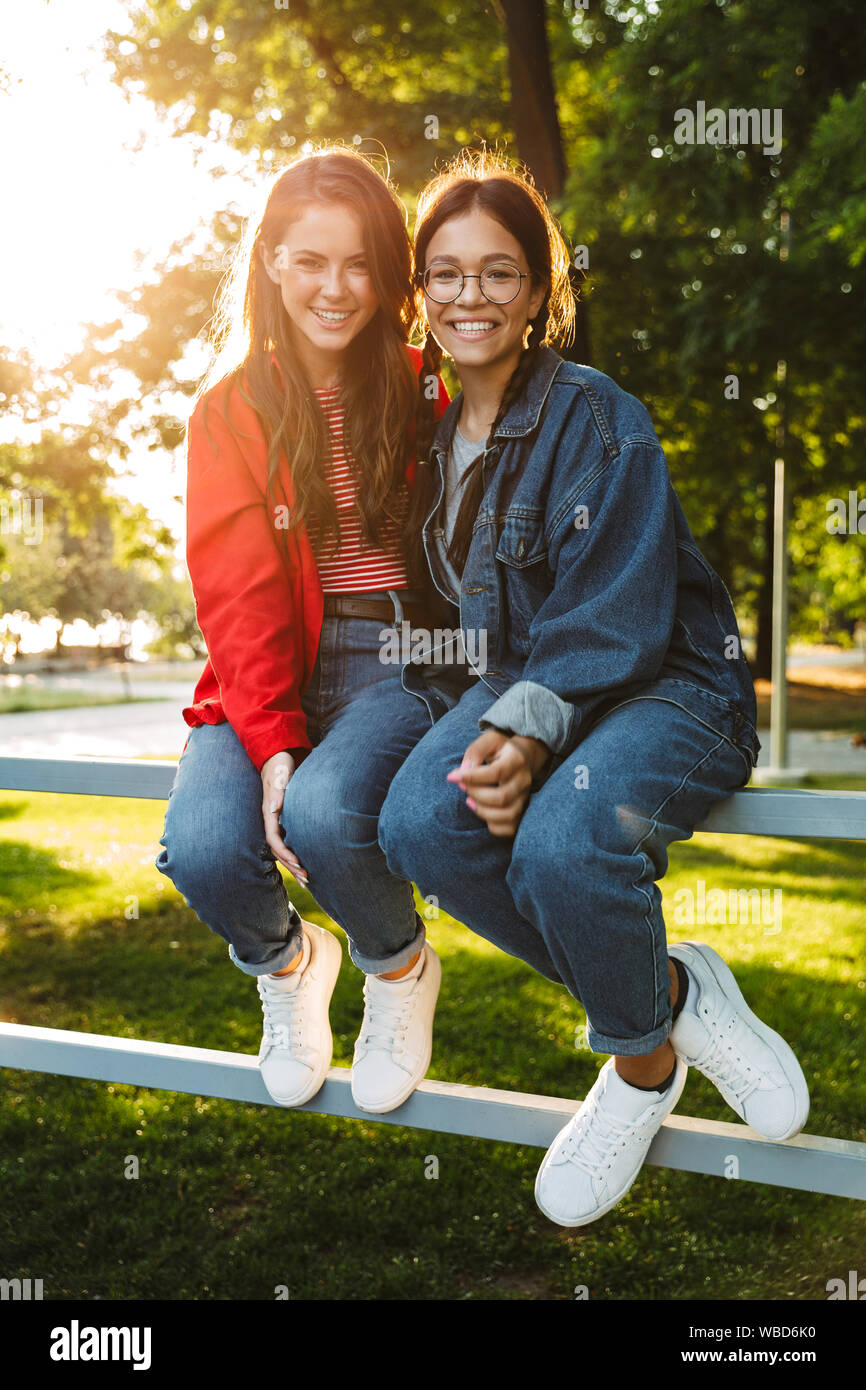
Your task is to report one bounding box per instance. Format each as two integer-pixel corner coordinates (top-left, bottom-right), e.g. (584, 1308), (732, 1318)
(104, 1), (510, 192)
(142, 570), (207, 660)
(554, 0), (866, 673)
(0, 524), (65, 662)
(0, 429), (179, 664)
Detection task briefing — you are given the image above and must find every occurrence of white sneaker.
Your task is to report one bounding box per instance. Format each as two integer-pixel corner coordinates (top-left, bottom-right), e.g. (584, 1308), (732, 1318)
(669, 941), (809, 1141)
(351, 942), (441, 1114)
(535, 1055), (687, 1227)
(256, 922), (342, 1107)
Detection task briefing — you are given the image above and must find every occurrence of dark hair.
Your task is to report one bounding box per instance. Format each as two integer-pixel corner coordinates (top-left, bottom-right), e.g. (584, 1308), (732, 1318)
(197, 145), (421, 572)
(406, 149), (577, 579)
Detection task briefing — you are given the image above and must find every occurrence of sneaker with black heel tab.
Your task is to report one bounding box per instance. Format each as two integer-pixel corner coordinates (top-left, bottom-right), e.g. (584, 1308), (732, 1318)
(351, 942), (441, 1114)
(534, 1054), (688, 1227)
(668, 941), (809, 1141)
(256, 921), (342, 1107)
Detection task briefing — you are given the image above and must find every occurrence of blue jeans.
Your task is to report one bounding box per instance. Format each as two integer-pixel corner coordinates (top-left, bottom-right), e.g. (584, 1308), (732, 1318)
(378, 680), (755, 1056)
(155, 590), (443, 977)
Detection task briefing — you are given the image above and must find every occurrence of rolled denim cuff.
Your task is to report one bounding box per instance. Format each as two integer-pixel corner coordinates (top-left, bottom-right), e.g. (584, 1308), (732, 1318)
(228, 926), (304, 978)
(477, 679), (575, 756)
(586, 1016), (672, 1057)
(346, 911), (427, 975)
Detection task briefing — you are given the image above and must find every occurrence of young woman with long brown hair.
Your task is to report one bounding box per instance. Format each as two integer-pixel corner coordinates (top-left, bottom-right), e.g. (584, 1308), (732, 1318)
(156, 147), (452, 1115)
(379, 150), (809, 1226)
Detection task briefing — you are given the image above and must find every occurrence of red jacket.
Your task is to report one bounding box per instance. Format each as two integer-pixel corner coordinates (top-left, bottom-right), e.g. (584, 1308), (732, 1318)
(181, 345), (449, 772)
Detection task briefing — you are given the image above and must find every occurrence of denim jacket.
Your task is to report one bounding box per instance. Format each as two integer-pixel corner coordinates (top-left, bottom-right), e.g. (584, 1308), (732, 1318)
(400, 345), (760, 774)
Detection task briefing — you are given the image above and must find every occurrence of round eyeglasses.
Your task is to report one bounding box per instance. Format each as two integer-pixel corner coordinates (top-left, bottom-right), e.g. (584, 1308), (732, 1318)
(422, 264), (530, 305)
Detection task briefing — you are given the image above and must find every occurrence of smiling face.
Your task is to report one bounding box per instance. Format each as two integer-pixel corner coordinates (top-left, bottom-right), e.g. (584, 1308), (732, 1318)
(422, 209), (547, 378)
(261, 201), (380, 385)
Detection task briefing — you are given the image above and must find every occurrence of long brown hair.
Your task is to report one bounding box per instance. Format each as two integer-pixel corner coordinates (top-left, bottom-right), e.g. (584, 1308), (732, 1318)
(406, 150), (578, 581)
(197, 146), (420, 570)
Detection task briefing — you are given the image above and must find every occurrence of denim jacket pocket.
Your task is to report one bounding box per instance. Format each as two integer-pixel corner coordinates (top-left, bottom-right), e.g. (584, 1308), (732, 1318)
(494, 513), (551, 653)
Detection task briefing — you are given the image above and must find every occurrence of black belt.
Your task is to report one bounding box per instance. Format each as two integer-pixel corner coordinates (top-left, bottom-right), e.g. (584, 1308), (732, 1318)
(322, 594), (450, 629)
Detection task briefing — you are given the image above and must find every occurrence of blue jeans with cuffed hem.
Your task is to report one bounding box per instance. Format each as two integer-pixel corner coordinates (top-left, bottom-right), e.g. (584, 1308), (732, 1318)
(378, 680), (754, 1056)
(155, 590), (438, 977)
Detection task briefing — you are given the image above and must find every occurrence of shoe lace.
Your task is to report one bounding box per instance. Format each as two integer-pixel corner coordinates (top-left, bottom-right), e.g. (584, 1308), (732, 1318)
(359, 986), (416, 1052)
(562, 1104), (641, 1176)
(259, 976), (317, 1067)
(692, 1006), (761, 1104)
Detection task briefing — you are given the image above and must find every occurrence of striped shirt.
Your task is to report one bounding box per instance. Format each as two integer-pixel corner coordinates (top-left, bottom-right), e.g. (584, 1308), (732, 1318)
(315, 385), (410, 592)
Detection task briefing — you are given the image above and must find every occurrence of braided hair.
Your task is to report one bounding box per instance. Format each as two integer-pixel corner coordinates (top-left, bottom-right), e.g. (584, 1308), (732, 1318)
(409, 149), (577, 587)
(444, 307), (548, 577)
(402, 327), (445, 590)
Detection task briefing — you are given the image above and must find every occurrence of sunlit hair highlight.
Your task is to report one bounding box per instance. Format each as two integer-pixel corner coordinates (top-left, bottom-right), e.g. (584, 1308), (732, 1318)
(194, 144), (420, 571)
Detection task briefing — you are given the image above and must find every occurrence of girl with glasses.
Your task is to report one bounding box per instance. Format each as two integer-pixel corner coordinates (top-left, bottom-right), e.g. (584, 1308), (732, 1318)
(378, 149), (809, 1226)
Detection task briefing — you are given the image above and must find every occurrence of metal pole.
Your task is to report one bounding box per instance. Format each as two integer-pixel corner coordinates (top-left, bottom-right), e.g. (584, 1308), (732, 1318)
(769, 209), (791, 773)
(769, 448), (788, 770)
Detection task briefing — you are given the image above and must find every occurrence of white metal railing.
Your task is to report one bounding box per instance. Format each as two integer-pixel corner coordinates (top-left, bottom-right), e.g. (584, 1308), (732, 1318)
(1, 754), (864, 1199)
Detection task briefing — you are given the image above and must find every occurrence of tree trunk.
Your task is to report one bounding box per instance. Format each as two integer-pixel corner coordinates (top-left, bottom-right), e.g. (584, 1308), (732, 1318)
(499, 0), (566, 199)
(498, 0), (591, 365)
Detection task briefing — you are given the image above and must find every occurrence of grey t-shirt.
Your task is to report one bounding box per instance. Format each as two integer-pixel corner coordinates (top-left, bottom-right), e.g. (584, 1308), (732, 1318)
(433, 424), (486, 602)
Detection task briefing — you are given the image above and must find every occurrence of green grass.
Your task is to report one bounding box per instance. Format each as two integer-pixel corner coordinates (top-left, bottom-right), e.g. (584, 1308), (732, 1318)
(0, 778), (863, 1301)
(0, 690), (166, 714)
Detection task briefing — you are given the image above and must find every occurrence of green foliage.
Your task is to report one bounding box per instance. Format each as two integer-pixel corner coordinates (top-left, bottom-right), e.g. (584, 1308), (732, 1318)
(104, 1), (511, 194)
(553, 0), (866, 632)
(142, 570), (207, 660)
(789, 76), (866, 268)
(788, 494), (866, 643)
(0, 432), (180, 662)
